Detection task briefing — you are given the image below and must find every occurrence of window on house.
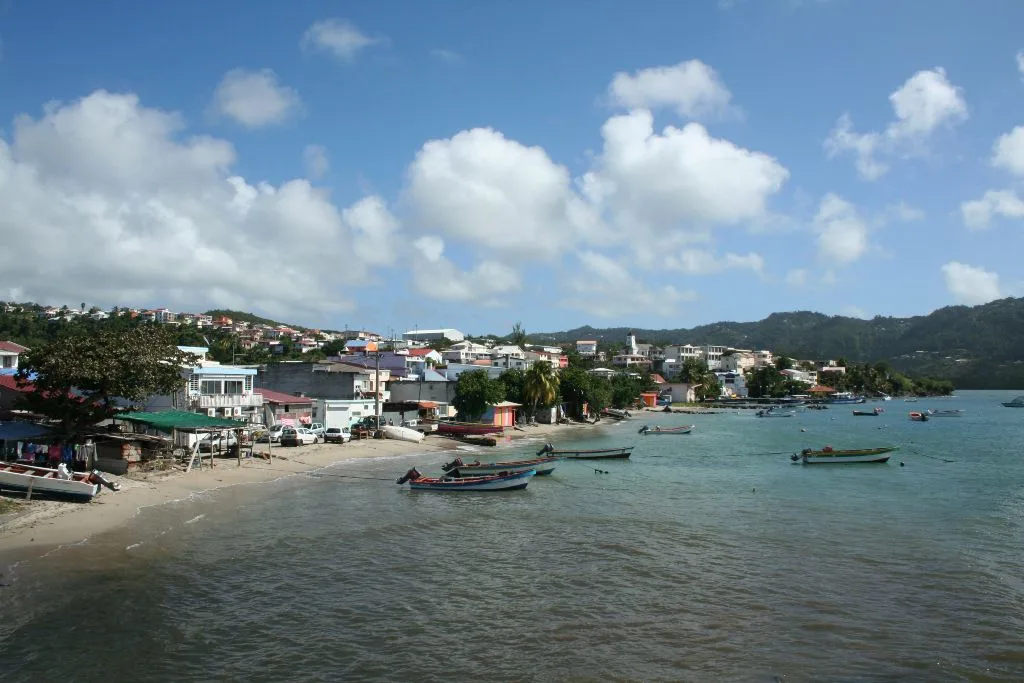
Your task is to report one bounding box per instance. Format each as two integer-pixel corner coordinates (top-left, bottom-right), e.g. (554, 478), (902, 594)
(244, 376), (253, 392)
(224, 380), (244, 395)
(201, 380), (222, 395)
(2, 356), (12, 368)
(189, 375), (200, 393)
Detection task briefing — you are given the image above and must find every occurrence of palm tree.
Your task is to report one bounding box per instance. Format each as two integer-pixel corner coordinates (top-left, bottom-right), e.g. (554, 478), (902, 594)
(523, 361), (559, 421)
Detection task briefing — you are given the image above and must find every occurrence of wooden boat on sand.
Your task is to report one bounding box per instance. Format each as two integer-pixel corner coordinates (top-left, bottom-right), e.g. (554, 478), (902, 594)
(0, 463), (120, 502)
(792, 446), (896, 464)
(442, 455), (557, 477)
(638, 424), (694, 435)
(433, 421), (505, 437)
(395, 467), (534, 491)
(536, 443), (633, 459)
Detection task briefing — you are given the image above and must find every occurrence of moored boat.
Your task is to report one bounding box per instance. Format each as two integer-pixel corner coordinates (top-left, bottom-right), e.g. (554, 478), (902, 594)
(395, 467), (535, 491)
(756, 408), (794, 417)
(1001, 395), (1024, 408)
(0, 463), (119, 502)
(382, 425), (425, 443)
(828, 392), (866, 405)
(852, 408), (883, 416)
(909, 411), (929, 422)
(442, 455), (557, 477)
(537, 443), (633, 459)
(433, 420), (505, 436)
(926, 409), (963, 417)
(638, 424), (694, 435)
(791, 446), (896, 464)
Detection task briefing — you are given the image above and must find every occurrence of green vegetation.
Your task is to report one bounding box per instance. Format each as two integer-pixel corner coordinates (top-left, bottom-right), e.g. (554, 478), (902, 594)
(532, 297), (1024, 389)
(17, 325), (199, 435)
(816, 362), (954, 396)
(670, 358), (720, 401)
(452, 370), (506, 421)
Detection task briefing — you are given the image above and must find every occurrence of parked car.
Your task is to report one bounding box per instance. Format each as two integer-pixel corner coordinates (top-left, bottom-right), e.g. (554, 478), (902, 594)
(402, 419), (437, 434)
(323, 427), (352, 444)
(198, 431), (238, 452)
(280, 427), (320, 447)
(257, 424), (286, 443)
(307, 423), (326, 438)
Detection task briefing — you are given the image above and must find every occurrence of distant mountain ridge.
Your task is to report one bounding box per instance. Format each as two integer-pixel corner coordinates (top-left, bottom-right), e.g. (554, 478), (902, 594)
(533, 298), (1024, 390)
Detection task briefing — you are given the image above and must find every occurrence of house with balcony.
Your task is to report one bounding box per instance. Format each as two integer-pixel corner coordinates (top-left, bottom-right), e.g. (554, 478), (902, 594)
(442, 341), (492, 364)
(0, 341), (28, 374)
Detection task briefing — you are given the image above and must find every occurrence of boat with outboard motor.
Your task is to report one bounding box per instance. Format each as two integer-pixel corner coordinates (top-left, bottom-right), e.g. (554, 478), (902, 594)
(536, 443), (633, 459)
(395, 467), (535, 491)
(852, 407), (883, 416)
(909, 411), (929, 422)
(441, 455), (557, 477)
(926, 409), (963, 417)
(638, 424), (694, 435)
(791, 446), (896, 464)
(756, 407), (795, 418)
(0, 462), (120, 501)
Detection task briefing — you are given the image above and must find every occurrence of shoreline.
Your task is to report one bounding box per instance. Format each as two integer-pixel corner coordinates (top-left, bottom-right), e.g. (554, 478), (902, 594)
(0, 421), (596, 561)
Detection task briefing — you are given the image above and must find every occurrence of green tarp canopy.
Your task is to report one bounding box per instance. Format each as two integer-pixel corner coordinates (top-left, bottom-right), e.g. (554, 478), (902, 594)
(115, 410), (246, 431)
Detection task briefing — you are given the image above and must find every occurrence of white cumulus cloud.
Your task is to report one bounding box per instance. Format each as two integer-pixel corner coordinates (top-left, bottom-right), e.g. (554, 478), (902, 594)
(960, 189), (1024, 230)
(813, 193), (868, 265)
(941, 262), (1001, 305)
(561, 251), (696, 318)
(581, 109), (789, 238)
(663, 249), (764, 275)
(607, 60), (735, 120)
(410, 236), (520, 305)
(405, 127), (606, 260)
(1017, 50), (1024, 79)
(343, 196), (400, 266)
(992, 126), (1024, 177)
(0, 90), (384, 320)
(210, 69), (301, 128)
(301, 19), (384, 61)
(825, 67), (967, 180)
(303, 144), (330, 179)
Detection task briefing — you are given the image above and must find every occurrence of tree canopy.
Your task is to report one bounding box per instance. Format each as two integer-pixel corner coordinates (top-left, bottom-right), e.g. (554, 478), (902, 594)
(17, 325), (200, 434)
(451, 370), (506, 421)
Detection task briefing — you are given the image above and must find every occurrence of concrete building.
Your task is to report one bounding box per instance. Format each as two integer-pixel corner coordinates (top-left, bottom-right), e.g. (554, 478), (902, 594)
(402, 328), (465, 343)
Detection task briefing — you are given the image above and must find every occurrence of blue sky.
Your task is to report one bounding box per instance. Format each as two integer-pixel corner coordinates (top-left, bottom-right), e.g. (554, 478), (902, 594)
(1, 0), (1023, 337)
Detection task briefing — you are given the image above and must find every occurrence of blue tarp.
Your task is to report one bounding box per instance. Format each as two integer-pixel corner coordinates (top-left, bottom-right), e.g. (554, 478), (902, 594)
(0, 422), (52, 441)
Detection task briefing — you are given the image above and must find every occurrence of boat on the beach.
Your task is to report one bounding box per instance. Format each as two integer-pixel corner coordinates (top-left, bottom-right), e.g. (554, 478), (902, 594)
(0, 463), (118, 502)
(382, 425), (425, 443)
(755, 408), (794, 417)
(1001, 395), (1024, 408)
(926, 409), (963, 417)
(537, 443), (633, 459)
(433, 420), (505, 437)
(852, 408), (883, 416)
(442, 455), (557, 477)
(909, 411), (929, 422)
(600, 408), (632, 420)
(638, 424), (694, 435)
(395, 467), (535, 491)
(791, 446), (896, 464)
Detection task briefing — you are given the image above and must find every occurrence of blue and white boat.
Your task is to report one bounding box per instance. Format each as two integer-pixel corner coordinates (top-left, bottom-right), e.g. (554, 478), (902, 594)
(828, 392), (866, 405)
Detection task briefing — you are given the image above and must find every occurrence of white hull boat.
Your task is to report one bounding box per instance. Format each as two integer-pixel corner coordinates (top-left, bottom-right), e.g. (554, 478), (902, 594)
(383, 425), (425, 443)
(0, 463), (103, 501)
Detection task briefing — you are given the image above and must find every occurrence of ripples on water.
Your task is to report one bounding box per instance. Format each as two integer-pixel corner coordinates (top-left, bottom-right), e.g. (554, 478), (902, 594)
(2, 391), (1024, 681)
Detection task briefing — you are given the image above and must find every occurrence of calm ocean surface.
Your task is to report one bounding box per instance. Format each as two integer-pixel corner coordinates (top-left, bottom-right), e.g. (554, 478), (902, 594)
(2, 390), (1024, 682)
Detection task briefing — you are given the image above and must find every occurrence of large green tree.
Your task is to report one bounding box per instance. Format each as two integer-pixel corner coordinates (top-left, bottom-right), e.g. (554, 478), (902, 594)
(17, 325), (200, 434)
(523, 361), (559, 418)
(452, 370), (506, 421)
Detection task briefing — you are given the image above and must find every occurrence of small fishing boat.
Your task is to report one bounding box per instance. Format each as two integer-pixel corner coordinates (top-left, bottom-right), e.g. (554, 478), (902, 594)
(852, 407), (883, 416)
(828, 392), (866, 405)
(395, 467), (535, 491)
(433, 420), (505, 436)
(755, 408), (794, 418)
(537, 443), (633, 459)
(926, 409), (963, 417)
(904, 397), (919, 403)
(638, 424), (694, 435)
(1001, 395), (1024, 408)
(791, 446), (896, 464)
(909, 411), (929, 422)
(382, 425), (425, 443)
(0, 463), (119, 502)
(442, 455), (557, 477)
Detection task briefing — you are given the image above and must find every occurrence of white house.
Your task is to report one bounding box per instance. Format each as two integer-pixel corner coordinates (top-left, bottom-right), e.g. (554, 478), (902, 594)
(0, 341), (28, 372)
(442, 341), (493, 364)
(576, 340), (598, 356)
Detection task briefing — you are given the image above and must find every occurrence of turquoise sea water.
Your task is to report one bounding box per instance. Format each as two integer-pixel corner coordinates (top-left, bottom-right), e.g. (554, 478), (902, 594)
(2, 390), (1024, 681)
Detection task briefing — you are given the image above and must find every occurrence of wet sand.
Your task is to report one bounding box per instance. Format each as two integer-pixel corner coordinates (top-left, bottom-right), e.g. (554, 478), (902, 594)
(0, 421), (594, 559)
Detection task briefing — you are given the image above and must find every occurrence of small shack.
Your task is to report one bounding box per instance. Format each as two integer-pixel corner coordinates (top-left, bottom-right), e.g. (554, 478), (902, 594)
(114, 410), (248, 470)
(481, 401), (521, 428)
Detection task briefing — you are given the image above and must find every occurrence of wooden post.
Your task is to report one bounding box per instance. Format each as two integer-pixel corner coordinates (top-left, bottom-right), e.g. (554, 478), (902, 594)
(25, 477), (34, 501)
(236, 429), (241, 467)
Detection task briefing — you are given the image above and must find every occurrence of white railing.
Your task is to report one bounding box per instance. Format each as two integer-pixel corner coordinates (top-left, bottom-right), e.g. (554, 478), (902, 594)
(195, 394), (264, 408)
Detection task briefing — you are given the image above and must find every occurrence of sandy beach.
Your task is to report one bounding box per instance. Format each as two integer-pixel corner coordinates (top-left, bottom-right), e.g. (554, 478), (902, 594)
(0, 421), (594, 560)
